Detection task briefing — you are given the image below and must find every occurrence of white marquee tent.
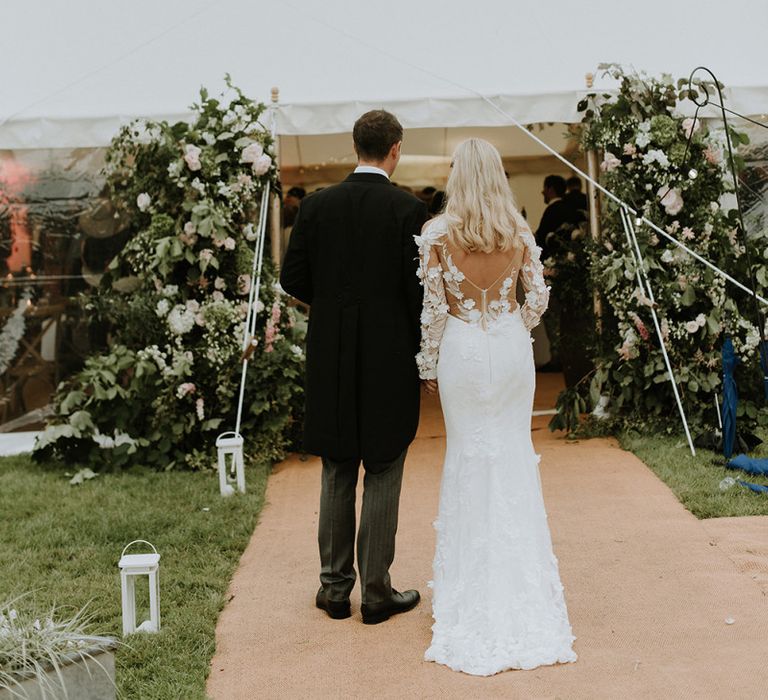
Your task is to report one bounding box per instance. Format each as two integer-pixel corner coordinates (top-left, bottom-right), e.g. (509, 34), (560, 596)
(0, 0), (765, 425)
(2, 0), (767, 159)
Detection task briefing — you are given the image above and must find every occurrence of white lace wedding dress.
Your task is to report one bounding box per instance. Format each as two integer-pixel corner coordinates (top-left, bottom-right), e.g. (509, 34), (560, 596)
(416, 213), (576, 676)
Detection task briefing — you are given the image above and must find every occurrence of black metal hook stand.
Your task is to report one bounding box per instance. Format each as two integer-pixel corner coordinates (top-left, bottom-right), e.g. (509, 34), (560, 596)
(686, 65), (768, 396)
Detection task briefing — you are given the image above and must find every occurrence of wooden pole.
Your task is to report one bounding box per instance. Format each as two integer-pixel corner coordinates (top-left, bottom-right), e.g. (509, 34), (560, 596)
(584, 72), (603, 334)
(270, 86), (282, 267)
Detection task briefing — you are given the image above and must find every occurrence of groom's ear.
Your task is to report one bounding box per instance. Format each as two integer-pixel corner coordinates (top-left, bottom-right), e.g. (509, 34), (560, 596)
(391, 141), (402, 160)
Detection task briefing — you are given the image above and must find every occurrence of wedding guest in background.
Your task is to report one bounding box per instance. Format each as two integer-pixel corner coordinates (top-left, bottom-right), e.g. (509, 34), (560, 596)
(419, 186), (436, 205)
(281, 187), (307, 259)
(564, 176), (588, 222)
(535, 174), (569, 372)
(428, 190), (444, 217)
(282, 186), (306, 228)
(534, 175), (569, 260)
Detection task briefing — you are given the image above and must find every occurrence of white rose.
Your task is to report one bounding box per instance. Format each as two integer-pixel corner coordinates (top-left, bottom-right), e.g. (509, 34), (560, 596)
(167, 305), (195, 335)
(251, 153), (272, 176)
(184, 144), (202, 171)
(136, 192), (151, 212)
(223, 237), (236, 250)
(199, 248), (214, 263)
(243, 223), (256, 240)
(212, 290), (225, 302)
(184, 221), (196, 235)
(642, 149), (670, 169)
(657, 186), (684, 216)
(155, 299), (170, 317)
(685, 320), (700, 334)
(696, 313), (706, 327)
(240, 142), (264, 164)
(214, 276), (226, 290)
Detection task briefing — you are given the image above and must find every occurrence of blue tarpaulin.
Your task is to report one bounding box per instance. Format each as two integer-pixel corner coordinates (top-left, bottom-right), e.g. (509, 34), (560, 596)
(738, 480), (768, 493)
(726, 453), (768, 476)
(722, 338), (739, 459)
(760, 341), (768, 401)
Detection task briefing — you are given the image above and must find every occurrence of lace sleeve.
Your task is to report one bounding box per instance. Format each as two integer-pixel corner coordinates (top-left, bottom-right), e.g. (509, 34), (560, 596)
(415, 227), (449, 380)
(519, 228), (550, 331)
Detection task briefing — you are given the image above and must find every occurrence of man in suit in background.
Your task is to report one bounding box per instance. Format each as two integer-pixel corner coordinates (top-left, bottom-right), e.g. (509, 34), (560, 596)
(280, 110), (427, 625)
(563, 176), (588, 222)
(535, 174), (570, 261)
(535, 174), (570, 372)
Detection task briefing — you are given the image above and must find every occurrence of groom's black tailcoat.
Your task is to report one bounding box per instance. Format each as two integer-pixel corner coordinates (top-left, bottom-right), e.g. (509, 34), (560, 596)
(280, 172), (427, 466)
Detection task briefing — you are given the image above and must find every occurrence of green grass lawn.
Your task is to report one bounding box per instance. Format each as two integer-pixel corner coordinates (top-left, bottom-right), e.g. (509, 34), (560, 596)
(0, 454), (269, 699)
(620, 431), (768, 519)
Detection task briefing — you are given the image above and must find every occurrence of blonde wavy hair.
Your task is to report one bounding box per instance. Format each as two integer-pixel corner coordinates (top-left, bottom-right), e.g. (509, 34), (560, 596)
(443, 138), (522, 253)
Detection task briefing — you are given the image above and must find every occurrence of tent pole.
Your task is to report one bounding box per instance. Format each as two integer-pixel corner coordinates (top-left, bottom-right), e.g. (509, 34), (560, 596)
(620, 207), (696, 456)
(585, 73), (603, 336)
(269, 87), (282, 267)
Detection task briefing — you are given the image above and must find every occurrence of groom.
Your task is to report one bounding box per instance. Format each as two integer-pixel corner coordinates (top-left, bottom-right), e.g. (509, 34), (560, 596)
(280, 110), (427, 624)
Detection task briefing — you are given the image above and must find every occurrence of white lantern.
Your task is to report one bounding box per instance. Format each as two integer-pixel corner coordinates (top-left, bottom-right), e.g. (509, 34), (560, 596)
(216, 432), (245, 496)
(119, 540), (161, 635)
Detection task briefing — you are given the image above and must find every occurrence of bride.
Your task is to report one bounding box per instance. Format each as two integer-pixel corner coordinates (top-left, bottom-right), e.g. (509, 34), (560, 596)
(415, 138), (577, 676)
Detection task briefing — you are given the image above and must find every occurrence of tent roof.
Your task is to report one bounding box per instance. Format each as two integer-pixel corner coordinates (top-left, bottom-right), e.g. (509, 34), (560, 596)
(2, 0), (767, 151)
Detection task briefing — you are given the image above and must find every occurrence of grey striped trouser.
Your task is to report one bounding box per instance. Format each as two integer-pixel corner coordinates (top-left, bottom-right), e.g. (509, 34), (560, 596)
(318, 449), (407, 605)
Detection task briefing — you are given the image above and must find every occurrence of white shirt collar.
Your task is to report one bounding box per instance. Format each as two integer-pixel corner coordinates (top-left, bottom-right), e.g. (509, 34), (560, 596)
(354, 165), (389, 179)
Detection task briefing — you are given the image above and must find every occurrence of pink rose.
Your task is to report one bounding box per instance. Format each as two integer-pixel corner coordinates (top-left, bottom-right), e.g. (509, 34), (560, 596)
(704, 145), (722, 165)
(681, 118), (700, 139)
(657, 186), (684, 216)
(177, 382), (196, 398)
(237, 274), (252, 295)
(184, 144), (202, 171)
(600, 151), (621, 172)
(623, 143), (637, 157)
(251, 153), (272, 176)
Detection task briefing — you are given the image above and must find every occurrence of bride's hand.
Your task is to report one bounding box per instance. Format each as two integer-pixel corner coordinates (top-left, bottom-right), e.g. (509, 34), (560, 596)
(423, 379), (438, 394)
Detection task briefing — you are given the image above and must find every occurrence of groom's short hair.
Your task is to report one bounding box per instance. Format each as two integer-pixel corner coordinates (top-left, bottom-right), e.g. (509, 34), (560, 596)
(353, 110), (403, 161)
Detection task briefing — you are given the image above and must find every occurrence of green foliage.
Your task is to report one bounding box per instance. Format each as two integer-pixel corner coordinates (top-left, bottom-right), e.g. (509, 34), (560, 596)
(35, 79), (305, 470)
(563, 65), (768, 435)
(0, 453), (268, 697)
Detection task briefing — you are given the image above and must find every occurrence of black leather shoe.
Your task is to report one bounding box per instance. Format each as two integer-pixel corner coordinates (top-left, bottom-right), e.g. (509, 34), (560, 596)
(315, 587), (351, 620)
(361, 589), (420, 625)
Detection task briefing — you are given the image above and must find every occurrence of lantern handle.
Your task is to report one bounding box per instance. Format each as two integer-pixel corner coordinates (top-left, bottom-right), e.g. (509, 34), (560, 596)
(121, 540), (158, 559)
(216, 431), (243, 441)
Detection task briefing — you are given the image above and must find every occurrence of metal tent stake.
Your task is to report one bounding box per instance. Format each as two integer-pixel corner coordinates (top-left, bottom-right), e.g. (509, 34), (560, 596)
(619, 207), (696, 456)
(214, 96), (279, 496)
